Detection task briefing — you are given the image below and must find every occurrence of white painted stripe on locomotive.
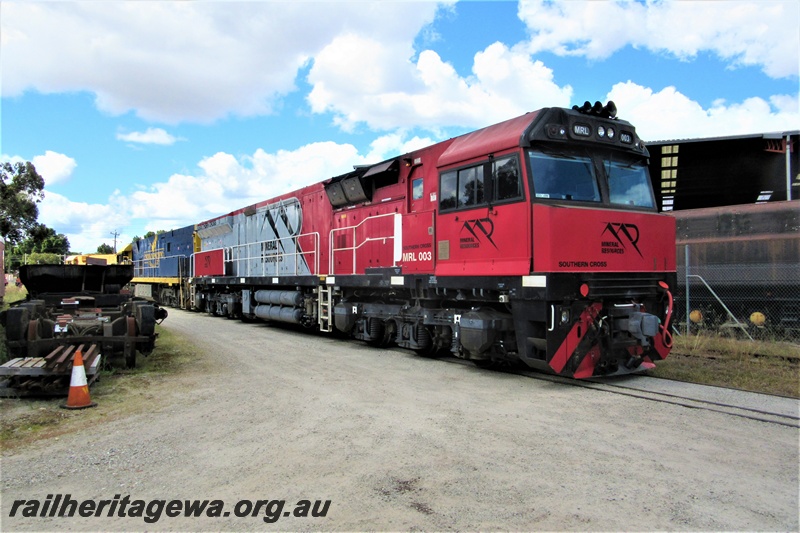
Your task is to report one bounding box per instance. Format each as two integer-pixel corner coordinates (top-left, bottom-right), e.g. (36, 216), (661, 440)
(522, 275), (547, 287)
(393, 213), (402, 263)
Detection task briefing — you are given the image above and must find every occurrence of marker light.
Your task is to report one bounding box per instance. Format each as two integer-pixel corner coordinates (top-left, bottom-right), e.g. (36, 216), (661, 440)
(546, 124), (567, 139)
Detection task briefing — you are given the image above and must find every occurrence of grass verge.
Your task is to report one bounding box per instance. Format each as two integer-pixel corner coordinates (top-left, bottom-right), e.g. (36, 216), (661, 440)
(0, 325), (196, 452)
(650, 333), (800, 397)
(1, 285), (28, 363)
(2, 284), (28, 307)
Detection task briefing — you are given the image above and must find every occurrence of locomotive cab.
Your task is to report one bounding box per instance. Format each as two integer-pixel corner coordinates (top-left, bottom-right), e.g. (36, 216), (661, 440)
(460, 103), (676, 376)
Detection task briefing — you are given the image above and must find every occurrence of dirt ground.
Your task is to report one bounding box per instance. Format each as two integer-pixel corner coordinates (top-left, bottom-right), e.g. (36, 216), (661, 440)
(2, 310), (798, 531)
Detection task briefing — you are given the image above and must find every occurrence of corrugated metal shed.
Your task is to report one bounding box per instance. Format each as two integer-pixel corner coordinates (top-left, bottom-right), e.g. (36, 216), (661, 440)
(646, 131), (799, 211)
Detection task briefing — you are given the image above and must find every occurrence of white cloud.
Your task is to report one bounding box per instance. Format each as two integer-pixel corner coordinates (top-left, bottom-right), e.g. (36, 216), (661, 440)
(518, 0), (799, 79)
(31, 151), (77, 185)
(1, 154), (26, 165)
(608, 82), (800, 140)
(123, 140), (370, 236)
(117, 128), (182, 145)
(307, 39), (573, 131)
(364, 132), (437, 162)
(1, 1), (445, 123)
(17, 140), (388, 253)
(37, 190), (130, 253)
(78, 132), (444, 250)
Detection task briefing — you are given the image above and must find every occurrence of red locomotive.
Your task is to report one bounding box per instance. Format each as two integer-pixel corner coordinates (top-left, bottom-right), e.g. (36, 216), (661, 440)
(190, 101), (676, 377)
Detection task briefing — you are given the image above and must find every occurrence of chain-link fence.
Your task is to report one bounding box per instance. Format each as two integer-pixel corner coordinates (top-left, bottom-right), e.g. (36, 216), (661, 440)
(4, 254), (68, 272)
(674, 254), (800, 343)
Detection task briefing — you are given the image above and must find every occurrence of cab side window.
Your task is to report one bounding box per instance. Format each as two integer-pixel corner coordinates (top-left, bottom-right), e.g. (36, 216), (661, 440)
(493, 156), (521, 201)
(440, 171), (457, 210)
(412, 178), (424, 200)
(439, 155), (522, 211)
(457, 166), (485, 208)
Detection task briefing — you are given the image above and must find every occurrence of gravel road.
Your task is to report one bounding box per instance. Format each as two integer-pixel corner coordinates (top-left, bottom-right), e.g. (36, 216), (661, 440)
(2, 309), (798, 531)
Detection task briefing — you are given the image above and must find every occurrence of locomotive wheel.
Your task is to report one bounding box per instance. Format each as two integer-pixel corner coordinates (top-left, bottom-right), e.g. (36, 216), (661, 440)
(472, 359), (500, 370)
(366, 318), (384, 346)
(413, 325), (439, 358)
(377, 320), (397, 348)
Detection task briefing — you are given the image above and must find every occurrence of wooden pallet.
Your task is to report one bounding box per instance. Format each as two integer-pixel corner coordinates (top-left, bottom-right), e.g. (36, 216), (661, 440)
(0, 344), (102, 396)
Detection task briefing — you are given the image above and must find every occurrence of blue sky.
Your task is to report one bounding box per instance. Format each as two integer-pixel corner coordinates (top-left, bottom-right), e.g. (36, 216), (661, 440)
(2, 0), (798, 253)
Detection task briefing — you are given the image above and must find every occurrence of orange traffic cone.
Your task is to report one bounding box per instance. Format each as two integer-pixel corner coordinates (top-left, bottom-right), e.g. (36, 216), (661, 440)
(60, 349), (97, 410)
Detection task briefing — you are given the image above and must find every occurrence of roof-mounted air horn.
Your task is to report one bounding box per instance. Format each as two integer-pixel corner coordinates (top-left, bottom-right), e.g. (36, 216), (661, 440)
(573, 100), (617, 119)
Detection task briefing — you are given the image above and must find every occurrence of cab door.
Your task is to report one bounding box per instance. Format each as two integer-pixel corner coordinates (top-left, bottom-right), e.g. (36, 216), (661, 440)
(401, 165), (435, 274)
(434, 154), (530, 277)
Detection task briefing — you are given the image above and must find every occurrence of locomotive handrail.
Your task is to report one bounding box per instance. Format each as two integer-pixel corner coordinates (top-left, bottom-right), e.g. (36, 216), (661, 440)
(229, 233), (319, 277)
(196, 232), (320, 278)
(329, 212), (400, 275)
(130, 247), (194, 278)
(131, 246), (174, 278)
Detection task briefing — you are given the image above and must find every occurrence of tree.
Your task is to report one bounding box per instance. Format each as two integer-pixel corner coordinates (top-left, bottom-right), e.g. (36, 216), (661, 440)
(97, 243), (114, 254)
(26, 252), (63, 265)
(12, 224), (70, 256)
(1, 161), (45, 246)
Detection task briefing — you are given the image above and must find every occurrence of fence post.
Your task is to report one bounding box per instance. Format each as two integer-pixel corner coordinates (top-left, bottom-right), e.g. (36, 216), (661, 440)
(685, 244), (690, 336)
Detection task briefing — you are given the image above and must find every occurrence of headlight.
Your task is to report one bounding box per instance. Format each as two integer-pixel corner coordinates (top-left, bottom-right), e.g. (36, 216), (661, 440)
(597, 126), (605, 138)
(607, 127), (615, 139)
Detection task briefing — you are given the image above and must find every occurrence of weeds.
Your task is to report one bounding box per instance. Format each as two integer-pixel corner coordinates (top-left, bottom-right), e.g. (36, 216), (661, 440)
(652, 332), (800, 397)
(2, 284), (28, 308)
(1, 285), (28, 362)
(0, 325), (196, 452)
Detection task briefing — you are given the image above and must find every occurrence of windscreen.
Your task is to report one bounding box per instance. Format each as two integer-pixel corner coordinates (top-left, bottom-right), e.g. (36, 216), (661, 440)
(529, 152), (601, 202)
(529, 149), (656, 209)
(605, 159), (655, 208)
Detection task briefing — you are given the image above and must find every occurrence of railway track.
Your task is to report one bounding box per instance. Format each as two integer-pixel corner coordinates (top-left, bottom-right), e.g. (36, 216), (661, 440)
(441, 356), (800, 429)
(670, 349), (800, 364)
